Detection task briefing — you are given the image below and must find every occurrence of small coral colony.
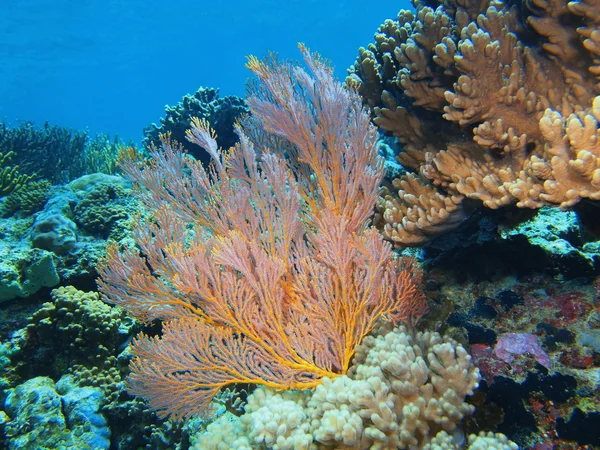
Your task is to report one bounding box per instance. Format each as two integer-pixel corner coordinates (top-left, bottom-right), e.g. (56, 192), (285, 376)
(1, 0), (599, 449)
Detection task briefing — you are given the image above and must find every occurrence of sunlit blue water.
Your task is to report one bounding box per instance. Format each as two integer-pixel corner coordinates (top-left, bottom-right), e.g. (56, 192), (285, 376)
(0, 1), (407, 143)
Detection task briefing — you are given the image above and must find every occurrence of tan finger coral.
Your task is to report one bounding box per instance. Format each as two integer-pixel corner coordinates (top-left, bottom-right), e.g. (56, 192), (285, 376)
(349, 0), (600, 245)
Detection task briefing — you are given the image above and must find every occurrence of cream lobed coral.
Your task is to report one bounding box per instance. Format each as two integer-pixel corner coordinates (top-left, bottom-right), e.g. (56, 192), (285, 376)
(423, 431), (519, 450)
(192, 415), (253, 450)
(241, 389), (313, 450)
(194, 326), (482, 449)
(467, 432), (519, 450)
(349, 0), (600, 245)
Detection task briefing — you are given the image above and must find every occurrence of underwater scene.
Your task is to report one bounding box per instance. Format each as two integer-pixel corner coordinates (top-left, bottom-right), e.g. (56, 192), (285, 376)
(0, 0), (599, 449)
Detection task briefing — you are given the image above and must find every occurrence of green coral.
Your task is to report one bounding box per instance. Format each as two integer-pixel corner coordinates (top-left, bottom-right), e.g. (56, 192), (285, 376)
(0, 121), (87, 184)
(0, 121), (131, 184)
(1, 179), (51, 217)
(81, 133), (129, 176)
(18, 286), (135, 378)
(72, 182), (132, 239)
(0, 151), (35, 198)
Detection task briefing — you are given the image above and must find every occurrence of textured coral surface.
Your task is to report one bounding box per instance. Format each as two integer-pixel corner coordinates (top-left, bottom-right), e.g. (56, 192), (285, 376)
(350, 0), (600, 246)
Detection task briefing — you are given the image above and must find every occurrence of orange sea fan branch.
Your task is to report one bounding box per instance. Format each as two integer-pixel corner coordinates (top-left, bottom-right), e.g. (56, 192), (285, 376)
(98, 46), (427, 420)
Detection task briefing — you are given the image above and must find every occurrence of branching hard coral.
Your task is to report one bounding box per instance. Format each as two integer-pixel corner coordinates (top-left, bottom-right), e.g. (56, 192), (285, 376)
(349, 0), (600, 246)
(97, 46), (428, 420)
(0, 121), (128, 184)
(0, 121), (88, 184)
(82, 133), (129, 176)
(1, 179), (51, 216)
(0, 151), (36, 198)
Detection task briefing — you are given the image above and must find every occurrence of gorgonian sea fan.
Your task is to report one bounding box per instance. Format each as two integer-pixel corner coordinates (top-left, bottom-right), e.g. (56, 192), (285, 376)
(97, 45), (427, 419)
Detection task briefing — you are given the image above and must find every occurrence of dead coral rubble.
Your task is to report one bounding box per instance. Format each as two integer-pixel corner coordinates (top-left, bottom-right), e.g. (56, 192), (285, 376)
(349, 0), (600, 246)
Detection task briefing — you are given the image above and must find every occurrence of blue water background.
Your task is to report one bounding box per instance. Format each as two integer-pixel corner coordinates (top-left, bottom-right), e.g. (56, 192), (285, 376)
(0, 1), (408, 144)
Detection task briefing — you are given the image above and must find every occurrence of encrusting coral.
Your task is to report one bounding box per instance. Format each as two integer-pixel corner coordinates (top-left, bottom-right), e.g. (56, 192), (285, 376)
(24, 286), (133, 372)
(193, 326), (489, 449)
(348, 0), (600, 246)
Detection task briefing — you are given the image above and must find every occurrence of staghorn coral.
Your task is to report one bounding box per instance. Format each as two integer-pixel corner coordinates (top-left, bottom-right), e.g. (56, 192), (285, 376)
(193, 326), (484, 449)
(349, 0), (600, 246)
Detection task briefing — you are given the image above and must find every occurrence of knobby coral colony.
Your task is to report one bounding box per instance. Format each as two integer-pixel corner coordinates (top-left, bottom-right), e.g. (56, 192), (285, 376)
(348, 0), (600, 246)
(97, 47), (428, 420)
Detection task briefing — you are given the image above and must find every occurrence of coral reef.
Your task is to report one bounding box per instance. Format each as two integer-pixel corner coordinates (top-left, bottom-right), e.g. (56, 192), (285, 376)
(395, 203), (600, 282)
(0, 173), (137, 303)
(0, 6), (597, 448)
(0, 249), (59, 303)
(81, 133), (127, 176)
(143, 87), (248, 164)
(423, 263), (600, 447)
(0, 285), (135, 400)
(0, 120), (128, 184)
(70, 179), (130, 238)
(193, 326), (485, 449)
(497, 206), (600, 275)
(0, 284), (188, 450)
(349, 0), (600, 246)
(31, 213), (80, 255)
(423, 431), (518, 450)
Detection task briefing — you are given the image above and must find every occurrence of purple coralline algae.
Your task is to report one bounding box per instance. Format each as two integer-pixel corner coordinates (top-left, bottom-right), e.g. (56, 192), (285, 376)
(495, 333), (552, 369)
